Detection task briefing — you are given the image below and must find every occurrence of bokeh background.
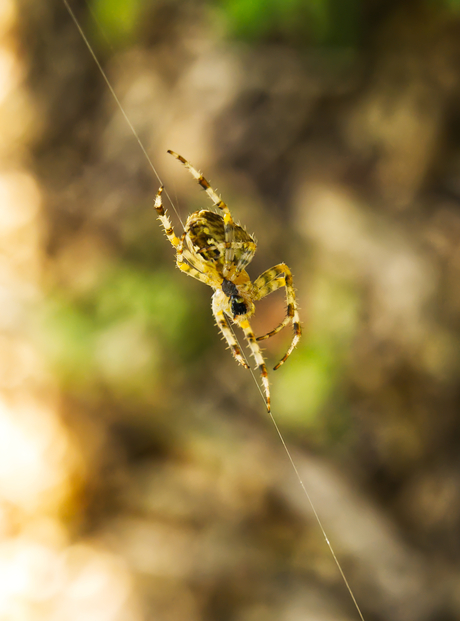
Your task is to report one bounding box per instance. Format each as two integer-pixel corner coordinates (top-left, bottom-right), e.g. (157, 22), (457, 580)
(2, 0), (460, 619)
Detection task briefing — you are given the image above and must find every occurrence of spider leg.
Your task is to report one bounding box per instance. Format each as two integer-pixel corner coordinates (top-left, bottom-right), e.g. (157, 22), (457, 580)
(238, 317), (271, 412)
(176, 233), (218, 285)
(255, 277), (287, 339)
(155, 186), (215, 287)
(154, 186), (181, 249)
(253, 264), (301, 370)
(167, 150), (235, 277)
(212, 296), (249, 370)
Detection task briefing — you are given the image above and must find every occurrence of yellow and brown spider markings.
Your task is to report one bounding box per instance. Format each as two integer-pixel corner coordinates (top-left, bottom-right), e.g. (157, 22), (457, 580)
(154, 151), (301, 411)
(185, 210), (256, 274)
(254, 265), (301, 370)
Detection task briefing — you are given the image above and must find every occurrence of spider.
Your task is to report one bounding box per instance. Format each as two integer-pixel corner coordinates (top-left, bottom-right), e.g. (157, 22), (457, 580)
(154, 150), (301, 411)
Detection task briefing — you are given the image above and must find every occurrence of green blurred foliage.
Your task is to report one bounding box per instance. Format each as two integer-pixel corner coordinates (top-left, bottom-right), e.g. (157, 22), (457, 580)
(89, 0), (147, 47)
(84, 0), (460, 52)
(214, 0), (460, 48)
(273, 274), (360, 441)
(213, 0), (362, 48)
(432, 0), (460, 10)
(39, 263), (207, 400)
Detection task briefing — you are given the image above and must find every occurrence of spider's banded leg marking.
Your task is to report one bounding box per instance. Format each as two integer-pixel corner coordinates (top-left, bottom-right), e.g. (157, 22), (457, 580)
(238, 318), (271, 412)
(254, 276), (289, 340)
(155, 186), (214, 287)
(167, 150), (235, 276)
(212, 298), (249, 370)
(255, 277), (287, 340)
(167, 151), (232, 220)
(154, 186), (181, 248)
(253, 264), (301, 370)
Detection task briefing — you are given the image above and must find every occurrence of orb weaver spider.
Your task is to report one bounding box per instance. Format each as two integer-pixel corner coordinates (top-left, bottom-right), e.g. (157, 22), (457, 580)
(154, 151), (301, 411)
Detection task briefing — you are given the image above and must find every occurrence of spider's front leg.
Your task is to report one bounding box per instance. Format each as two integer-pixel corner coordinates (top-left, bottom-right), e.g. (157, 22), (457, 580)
(154, 186), (214, 286)
(167, 151), (236, 277)
(253, 263), (301, 370)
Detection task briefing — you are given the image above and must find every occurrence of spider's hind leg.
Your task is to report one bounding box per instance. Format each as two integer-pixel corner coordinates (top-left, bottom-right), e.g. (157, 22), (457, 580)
(253, 263), (301, 370)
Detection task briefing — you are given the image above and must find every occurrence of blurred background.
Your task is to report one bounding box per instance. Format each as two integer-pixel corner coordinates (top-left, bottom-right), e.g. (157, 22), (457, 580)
(2, 0), (460, 619)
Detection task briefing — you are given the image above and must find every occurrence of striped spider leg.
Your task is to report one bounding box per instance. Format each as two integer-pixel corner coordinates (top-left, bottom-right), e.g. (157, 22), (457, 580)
(154, 187), (216, 286)
(154, 151), (301, 411)
(253, 264), (301, 369)
(167, 150), (236, 278)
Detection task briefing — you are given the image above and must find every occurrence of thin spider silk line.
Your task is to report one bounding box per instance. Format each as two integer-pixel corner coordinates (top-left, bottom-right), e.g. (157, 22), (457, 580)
(84, 0), (117, 58)
(63, 0), (185, 229)
(229, 326), (365, 621)
(63, 4), (365, 618)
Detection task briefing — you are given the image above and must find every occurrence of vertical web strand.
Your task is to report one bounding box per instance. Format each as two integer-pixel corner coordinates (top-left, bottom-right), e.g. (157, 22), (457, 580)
(62, 0), (184, 228)
(228, 326), (365, 621)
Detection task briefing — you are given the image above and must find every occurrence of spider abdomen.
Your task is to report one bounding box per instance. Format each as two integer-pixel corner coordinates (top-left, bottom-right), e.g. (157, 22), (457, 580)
(186, 210), (255, 273)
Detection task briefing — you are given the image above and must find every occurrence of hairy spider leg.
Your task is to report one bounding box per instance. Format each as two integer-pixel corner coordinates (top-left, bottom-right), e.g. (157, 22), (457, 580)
(212, 296), (249, 370)
(253, 264), (301, 370)
(238, 317), (271, 412)
(167, 150), (235, 278)
(253, 276), (288, 339)
(154, 186), (215, 287)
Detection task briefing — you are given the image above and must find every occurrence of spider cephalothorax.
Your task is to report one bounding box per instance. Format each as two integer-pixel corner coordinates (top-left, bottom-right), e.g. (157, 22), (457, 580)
(154, 150), (301, 411)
